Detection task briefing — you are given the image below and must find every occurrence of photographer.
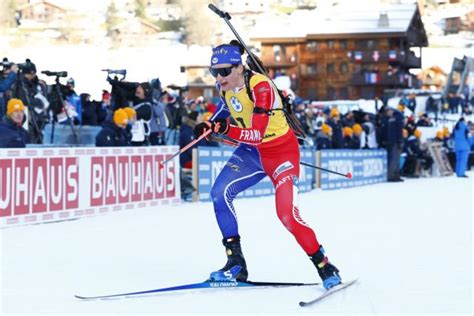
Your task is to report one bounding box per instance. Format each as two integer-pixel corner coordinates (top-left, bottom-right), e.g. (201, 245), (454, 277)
(1, 59), (18, 119)
(131, 82), (153, 146)
(12, 59), (49, 144)
(64, 77), (82, 125)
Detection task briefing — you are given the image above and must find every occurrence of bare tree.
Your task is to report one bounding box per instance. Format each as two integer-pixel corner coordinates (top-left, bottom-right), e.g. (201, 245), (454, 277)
(178, 0), (216, 45)
(0, 0), (17, 28)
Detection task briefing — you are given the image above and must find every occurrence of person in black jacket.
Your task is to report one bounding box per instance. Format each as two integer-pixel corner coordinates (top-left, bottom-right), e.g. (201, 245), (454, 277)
(95, 108), (129, 147)
(380, 106), (404, 182)
(315, 123), (332, 150)
(0, 98), (29, 148)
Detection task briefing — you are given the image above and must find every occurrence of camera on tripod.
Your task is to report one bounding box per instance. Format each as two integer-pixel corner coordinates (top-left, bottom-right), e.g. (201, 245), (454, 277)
(42, 70), (68, 78)
(103, 68), (139, 108)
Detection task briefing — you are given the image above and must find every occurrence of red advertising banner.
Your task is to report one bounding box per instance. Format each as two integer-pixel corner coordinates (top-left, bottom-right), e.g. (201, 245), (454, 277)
(0, 146), (181, 227)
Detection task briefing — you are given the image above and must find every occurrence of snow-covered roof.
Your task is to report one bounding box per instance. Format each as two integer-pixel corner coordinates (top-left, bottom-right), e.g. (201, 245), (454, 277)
(253, 3), (422, 40)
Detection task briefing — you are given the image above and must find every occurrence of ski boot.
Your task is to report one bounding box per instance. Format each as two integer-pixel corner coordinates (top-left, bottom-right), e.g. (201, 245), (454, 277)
(208, 236), (248, 282)
(310, 246), (341, 290)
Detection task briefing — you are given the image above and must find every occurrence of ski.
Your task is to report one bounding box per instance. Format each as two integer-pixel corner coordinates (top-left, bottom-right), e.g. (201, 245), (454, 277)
(75, 280), (319, 300)
(299, 279), (357, 307)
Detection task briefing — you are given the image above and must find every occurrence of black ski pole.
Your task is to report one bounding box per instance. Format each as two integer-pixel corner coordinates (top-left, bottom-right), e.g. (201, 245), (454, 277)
(212, 135), (351, 179)
(300, 161), (352, 179)
(208, 4), (268, 77)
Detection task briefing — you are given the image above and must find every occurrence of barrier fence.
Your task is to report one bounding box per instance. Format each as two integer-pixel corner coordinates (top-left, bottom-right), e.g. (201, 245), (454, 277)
(1, 145), (388, 228)
(0, 146), (181, 228)
(192, 146), (315, 202)
(317, 149), (387, 190)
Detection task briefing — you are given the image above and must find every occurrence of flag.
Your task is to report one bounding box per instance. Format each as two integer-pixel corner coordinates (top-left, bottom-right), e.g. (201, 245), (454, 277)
(372, 51), (380, 62)
(389, 50), (397, 61)
(354, 51), (362, 62)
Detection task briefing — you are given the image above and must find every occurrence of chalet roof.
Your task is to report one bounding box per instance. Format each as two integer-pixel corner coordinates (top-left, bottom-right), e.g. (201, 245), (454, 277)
(18, 0), (67, 12)
(252, 3), (427, 44)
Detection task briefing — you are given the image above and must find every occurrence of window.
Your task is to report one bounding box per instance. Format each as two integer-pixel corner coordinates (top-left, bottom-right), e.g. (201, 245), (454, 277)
(367, 40), (377, 49)
(307, 88), (318, 100)
(273, 45), (286, 62)
(326, 63), (335, 73)
(326, 87), (336, 100)
(356, 40), (378, 50)
(306, 41), (318, 51)
(339, 87), (349, 99)
(339, 40), (348, 49)
(307, 63), (317, 75)
(339, 62), (349, 73)
(327, 40), (335, 49)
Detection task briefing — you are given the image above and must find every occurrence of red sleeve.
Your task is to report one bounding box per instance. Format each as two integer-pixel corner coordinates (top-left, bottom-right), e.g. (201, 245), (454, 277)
(227, 81), (274, 145)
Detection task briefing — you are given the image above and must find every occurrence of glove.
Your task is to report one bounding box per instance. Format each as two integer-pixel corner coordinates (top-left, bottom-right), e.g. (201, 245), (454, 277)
(211, 118), (230, 134)
(193, 119), (230, 138)
(193, 121), (211, 138)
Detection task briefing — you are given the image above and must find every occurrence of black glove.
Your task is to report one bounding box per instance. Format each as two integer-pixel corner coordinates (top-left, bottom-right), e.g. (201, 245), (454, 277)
(194, 121), (211, 138)
(193, 119), (230, 138)
(211, 118), (230, 134)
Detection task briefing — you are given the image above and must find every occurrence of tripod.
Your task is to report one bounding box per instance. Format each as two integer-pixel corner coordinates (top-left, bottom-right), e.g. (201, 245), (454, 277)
(12, 71), (44, 144)
(49, 75), (78, 145)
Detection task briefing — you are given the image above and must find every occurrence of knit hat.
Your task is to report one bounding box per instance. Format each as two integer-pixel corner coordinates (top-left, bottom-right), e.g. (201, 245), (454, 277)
(443, 126), (450, 137)
(113, 109), (129, 127)
(321, 123), (332, 135)
(343, 126), (353, 137)
(330, 108), (339, 118)
(123, 107), (136, 119)
(414, 129), (422, 138)
(7, 98), (25, 116)
(352, 123), (363, 135)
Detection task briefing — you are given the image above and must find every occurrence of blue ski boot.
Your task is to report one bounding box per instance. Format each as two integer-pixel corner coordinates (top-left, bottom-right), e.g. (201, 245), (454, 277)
(310, 246), (341, 290)
(209, 236), (248, 282)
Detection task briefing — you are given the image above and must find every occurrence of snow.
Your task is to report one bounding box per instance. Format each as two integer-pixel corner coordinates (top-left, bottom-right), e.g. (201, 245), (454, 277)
(1, 172), (473, 316)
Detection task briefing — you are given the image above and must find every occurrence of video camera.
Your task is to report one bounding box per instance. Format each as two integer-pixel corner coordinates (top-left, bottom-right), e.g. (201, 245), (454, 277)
(42, 70), (68, 78)
(167, 84), (189, 94)
(16, 58), (37, 72)
(103, 69), (138, 108)
(102, 69), (127, 77)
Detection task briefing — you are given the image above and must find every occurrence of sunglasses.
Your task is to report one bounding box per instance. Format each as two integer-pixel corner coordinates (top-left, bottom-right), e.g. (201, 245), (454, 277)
(209, 65), (238, 78)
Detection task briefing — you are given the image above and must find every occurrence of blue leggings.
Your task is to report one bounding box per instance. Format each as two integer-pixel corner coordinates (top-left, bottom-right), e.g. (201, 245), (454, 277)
(211, 145), (266, 238)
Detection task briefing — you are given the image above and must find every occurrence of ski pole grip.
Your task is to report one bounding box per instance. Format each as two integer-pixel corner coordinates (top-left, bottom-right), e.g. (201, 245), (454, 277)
(208, 4), (228, 19)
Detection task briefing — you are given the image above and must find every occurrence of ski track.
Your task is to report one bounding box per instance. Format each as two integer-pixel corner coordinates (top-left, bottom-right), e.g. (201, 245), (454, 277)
(1, 172), (472, 315)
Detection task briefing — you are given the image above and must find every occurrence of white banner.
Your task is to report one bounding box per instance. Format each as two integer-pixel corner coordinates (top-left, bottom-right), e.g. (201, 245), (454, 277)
(0, 146), (181, 228)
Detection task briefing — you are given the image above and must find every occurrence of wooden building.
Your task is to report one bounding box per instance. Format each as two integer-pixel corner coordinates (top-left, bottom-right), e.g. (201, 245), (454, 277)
(110, 18), (161, 47)
(250, 3), (428, 100)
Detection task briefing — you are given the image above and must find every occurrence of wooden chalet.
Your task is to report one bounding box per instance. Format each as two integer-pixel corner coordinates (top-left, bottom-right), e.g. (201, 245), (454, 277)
(110, 18), (161, 47)
(16, 0), (66, 26)
(250, 3), (429, 100)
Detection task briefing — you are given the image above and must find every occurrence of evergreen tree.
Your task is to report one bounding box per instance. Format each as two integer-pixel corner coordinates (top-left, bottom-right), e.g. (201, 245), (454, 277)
(105, 0), (121, 45)
(134, 0), (147, 19)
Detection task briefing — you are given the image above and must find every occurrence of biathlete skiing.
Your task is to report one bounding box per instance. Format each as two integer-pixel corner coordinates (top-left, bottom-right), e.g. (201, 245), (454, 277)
(193, 42), (342, 290)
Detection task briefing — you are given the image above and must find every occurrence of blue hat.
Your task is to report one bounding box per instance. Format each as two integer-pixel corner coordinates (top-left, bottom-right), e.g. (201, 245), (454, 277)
(210, 44), (242, 66)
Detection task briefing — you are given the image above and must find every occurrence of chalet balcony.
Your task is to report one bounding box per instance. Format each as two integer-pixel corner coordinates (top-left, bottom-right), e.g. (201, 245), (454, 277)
(264, 56), (297, 68)
(349, 50), (421, 68)
(351, 73), (414, 87)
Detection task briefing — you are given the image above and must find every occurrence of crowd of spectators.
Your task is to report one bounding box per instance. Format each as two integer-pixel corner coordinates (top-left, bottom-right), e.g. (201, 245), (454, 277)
(1, 59), (473, 186)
